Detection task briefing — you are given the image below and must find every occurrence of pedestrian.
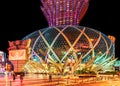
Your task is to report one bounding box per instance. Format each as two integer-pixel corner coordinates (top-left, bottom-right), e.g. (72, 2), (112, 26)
(13, 73), (16, 81)
(49, 74), (52, 82)
(20, 73), (24, 83)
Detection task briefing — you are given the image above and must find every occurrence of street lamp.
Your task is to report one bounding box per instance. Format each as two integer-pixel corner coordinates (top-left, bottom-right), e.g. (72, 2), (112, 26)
(5, 63), (8, 86)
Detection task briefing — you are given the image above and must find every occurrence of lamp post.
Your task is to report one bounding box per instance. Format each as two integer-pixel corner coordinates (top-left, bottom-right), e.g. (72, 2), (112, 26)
(5, 63), (8, 86)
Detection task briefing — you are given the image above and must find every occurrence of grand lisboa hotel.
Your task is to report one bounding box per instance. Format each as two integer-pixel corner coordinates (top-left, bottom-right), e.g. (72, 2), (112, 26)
(22, 0), (116, 74)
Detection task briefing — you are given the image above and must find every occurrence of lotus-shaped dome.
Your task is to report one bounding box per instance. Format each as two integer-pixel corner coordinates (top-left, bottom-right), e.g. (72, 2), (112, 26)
(23, 26), (114, 62)
(23, 25), (115, 73)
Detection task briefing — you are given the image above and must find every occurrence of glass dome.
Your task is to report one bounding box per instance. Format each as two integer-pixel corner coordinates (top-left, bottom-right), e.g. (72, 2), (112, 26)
(23, 25), (115, 64)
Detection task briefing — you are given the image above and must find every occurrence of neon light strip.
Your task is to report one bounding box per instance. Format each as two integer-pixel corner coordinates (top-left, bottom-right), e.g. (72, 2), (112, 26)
(38, 30), (60, 62)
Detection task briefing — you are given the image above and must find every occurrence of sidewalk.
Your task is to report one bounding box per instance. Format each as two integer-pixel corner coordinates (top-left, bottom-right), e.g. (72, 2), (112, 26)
(0, 74), (120, 86)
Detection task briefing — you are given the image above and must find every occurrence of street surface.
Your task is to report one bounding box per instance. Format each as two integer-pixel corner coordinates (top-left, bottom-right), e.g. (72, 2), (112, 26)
(0, 74), (120, 86)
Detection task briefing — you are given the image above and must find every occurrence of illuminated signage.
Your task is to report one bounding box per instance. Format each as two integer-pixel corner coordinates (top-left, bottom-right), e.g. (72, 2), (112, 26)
(0, 51), (4, 62)
(9, 49), (26, 60)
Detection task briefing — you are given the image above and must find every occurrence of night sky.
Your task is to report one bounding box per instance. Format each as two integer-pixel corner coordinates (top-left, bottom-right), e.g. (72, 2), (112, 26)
(0, 0), (120, 59)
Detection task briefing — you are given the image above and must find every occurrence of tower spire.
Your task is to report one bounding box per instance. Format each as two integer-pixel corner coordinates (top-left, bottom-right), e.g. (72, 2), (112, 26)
(40, 0), (90, 27)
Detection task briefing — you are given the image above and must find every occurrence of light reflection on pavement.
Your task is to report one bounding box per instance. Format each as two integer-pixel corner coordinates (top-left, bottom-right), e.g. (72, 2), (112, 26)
(0, 74), (120, 86)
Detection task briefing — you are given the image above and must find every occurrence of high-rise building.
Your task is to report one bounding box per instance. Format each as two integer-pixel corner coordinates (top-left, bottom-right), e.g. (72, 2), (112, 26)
(23, 0), (115, 74)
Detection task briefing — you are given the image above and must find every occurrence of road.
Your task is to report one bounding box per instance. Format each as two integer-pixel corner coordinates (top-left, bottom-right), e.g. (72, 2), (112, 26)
(0, 74), (120, 86)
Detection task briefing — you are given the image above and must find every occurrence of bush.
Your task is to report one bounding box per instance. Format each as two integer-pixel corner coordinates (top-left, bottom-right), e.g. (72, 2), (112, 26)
(75, 69), (96, 75)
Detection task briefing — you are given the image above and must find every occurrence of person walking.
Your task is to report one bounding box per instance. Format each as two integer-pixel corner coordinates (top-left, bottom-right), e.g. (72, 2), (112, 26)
(49, 74), (52, 82)
(12, 73), (16, 81)
(20, 73), (24, 83)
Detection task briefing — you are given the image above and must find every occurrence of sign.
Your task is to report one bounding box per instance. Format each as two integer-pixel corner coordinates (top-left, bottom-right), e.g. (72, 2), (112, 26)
(9, 49), (26, 60)
(0, 51), (4, 62)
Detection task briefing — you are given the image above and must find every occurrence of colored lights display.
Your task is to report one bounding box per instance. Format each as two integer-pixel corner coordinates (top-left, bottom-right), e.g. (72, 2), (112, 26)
(40, 0), (89, 26)
(22, 0), (115, 73)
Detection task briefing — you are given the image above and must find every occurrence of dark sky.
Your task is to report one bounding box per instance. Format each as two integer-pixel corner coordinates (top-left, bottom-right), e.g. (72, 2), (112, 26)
(0, 0), (120, 59)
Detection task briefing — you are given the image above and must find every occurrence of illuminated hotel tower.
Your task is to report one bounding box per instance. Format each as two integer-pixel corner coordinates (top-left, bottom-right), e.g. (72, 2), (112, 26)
(23, 0), (115, 73)
(40, 0), (90, 26)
